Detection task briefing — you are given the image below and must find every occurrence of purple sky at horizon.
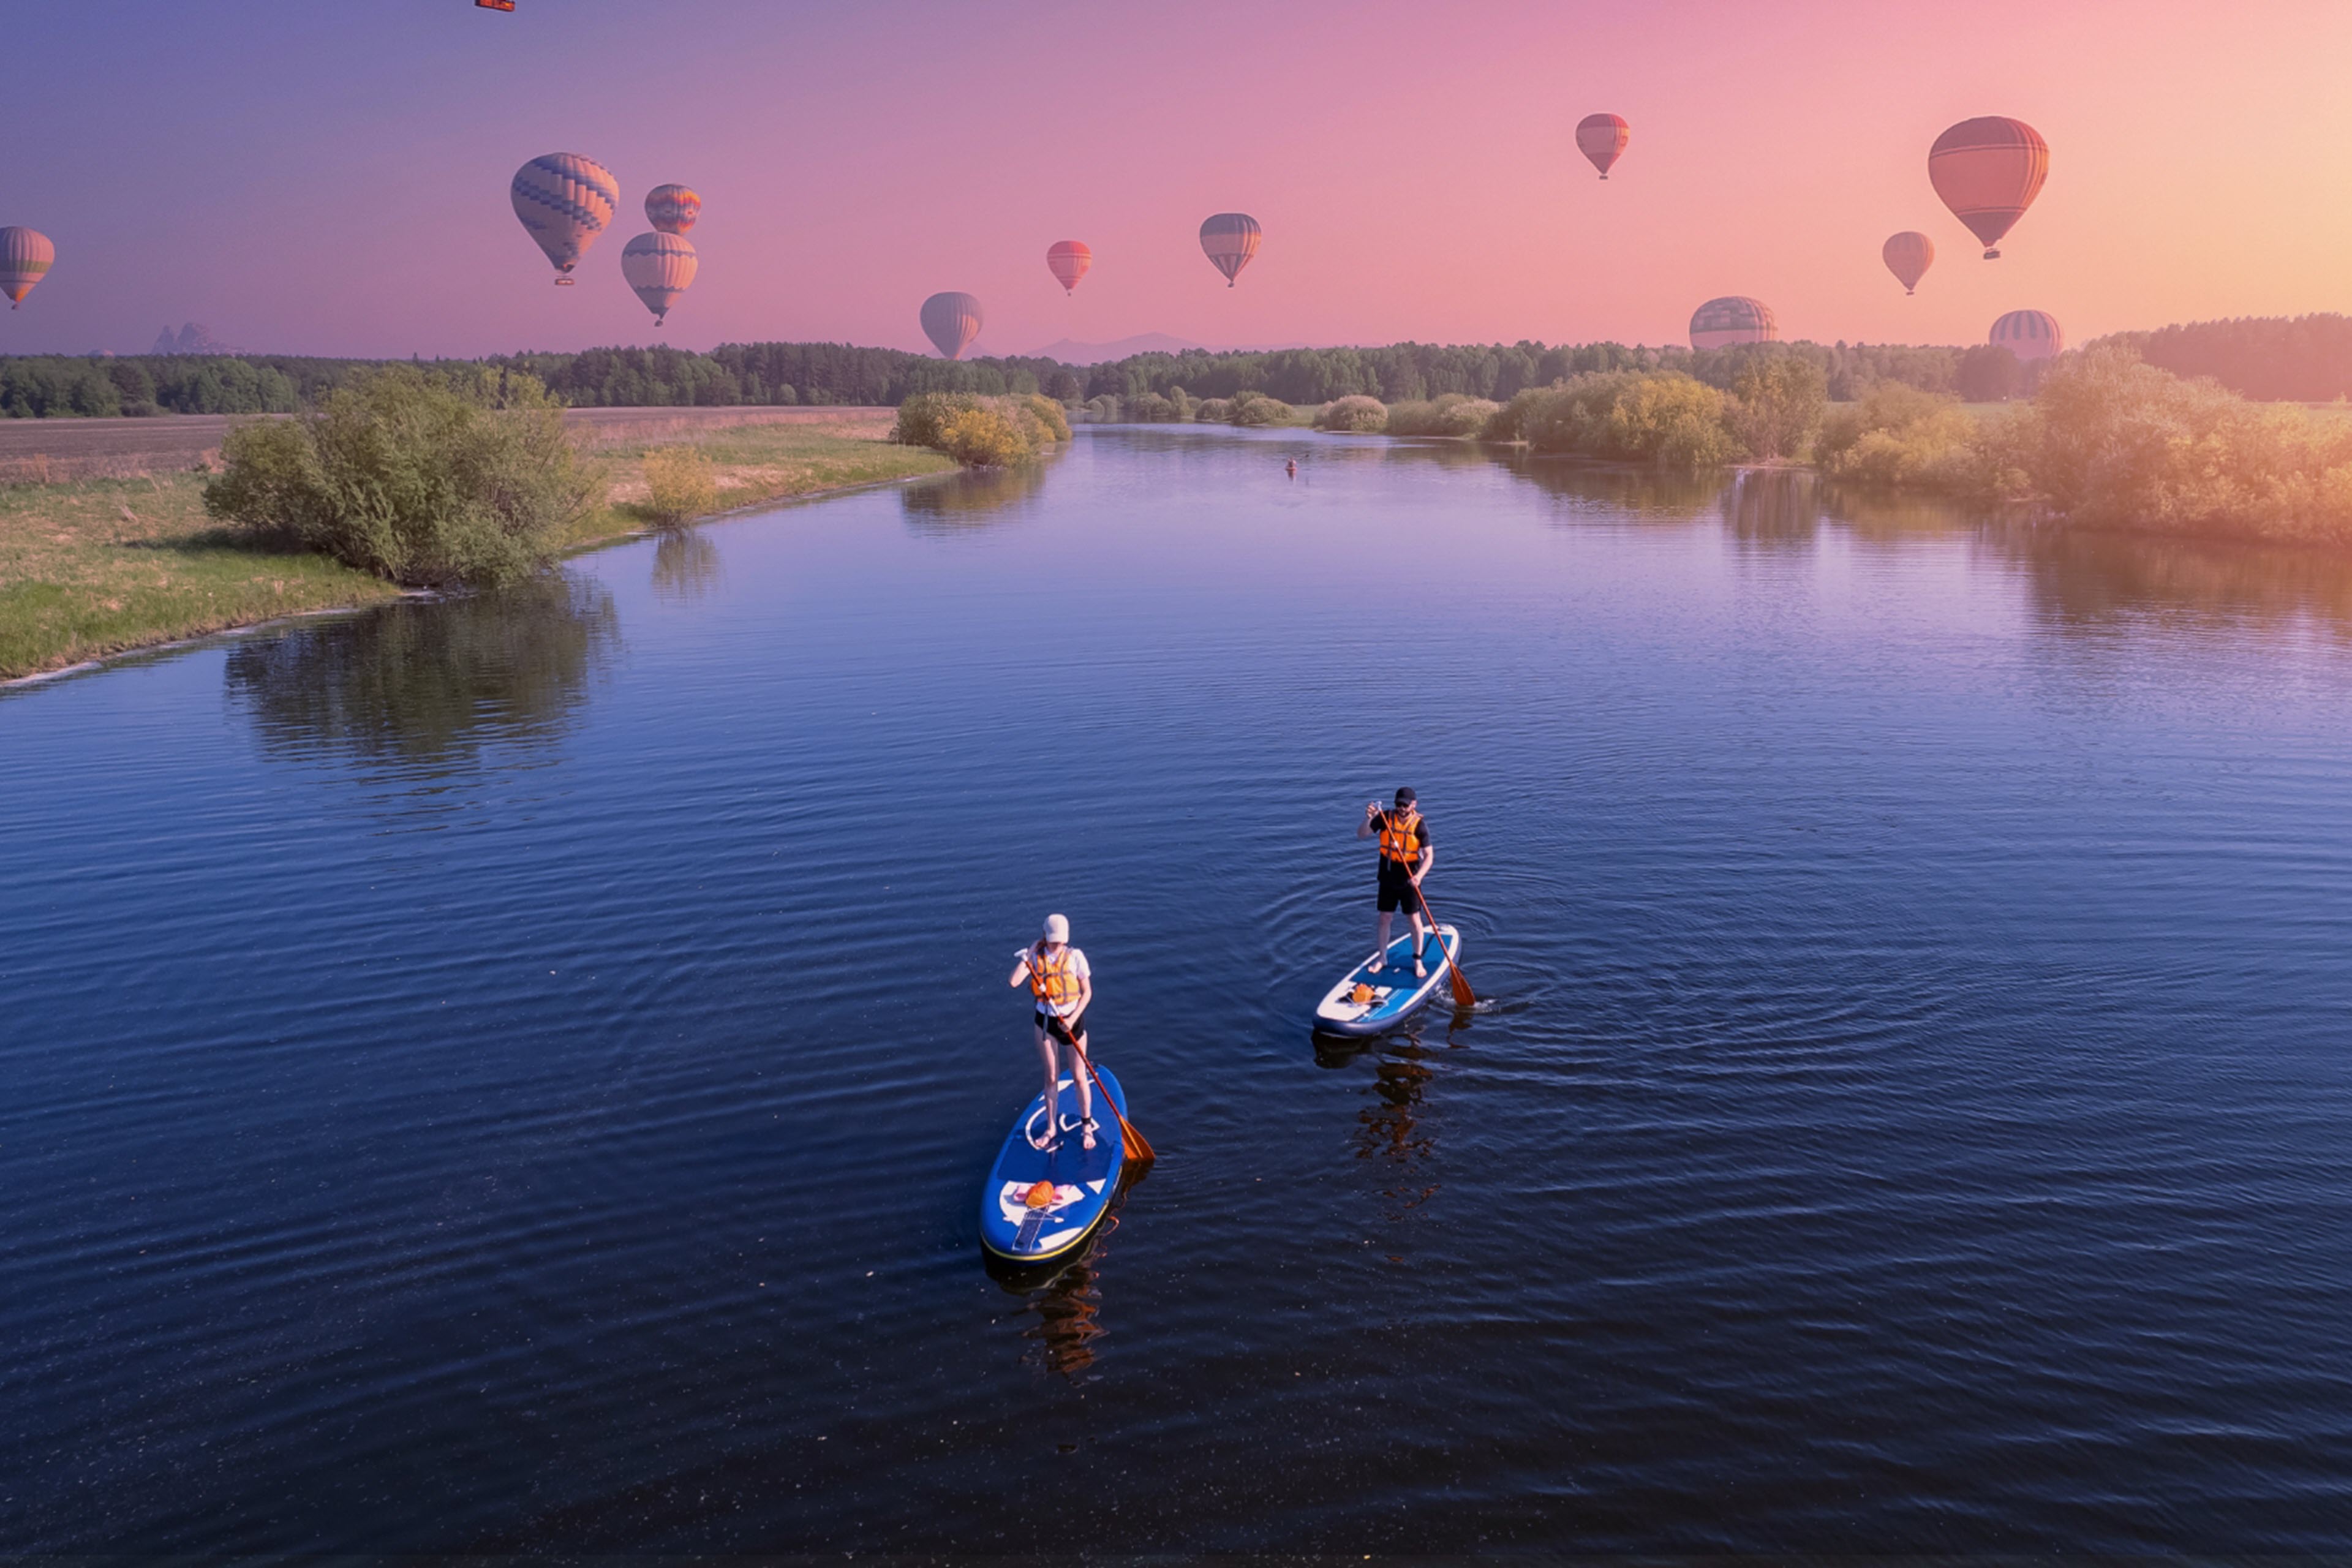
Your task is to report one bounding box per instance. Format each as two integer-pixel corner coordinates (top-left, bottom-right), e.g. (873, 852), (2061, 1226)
(4, 0), (2349, 361)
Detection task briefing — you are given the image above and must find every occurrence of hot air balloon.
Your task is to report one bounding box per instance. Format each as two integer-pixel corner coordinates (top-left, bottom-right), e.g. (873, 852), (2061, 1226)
(0, 227), (55, 310)
(1576, 113), (1630, 179)
(646, 184), (700, 235)
(920, 292), (983, 360)
(1046, 240), (1091, 295)
(1199, 213), (1261, 287)
(511, 153), (619, 284)
(1989, 309), (2063, 362)
(622, 232), (698, 326)
(1882, 232), (1934, 295)
(1929, 117), (2048, 260)
(1689, 296), (1777, 351)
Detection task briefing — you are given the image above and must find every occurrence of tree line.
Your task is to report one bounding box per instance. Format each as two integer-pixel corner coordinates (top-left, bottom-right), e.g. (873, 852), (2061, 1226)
(10, 315), (2351, 420)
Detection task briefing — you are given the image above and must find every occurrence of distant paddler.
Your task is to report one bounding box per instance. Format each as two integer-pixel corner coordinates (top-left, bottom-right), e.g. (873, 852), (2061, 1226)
(1358, 788), (1435, 978)
(1010, 913), (1096, 1151)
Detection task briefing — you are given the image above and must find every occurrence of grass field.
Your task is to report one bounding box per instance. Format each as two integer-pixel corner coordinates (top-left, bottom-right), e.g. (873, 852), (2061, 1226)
(0, 410), (954, 682)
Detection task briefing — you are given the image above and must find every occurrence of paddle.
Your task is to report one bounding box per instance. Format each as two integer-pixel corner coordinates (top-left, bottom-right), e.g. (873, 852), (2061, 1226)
(1078, 1047), (1155, 1167)
(1408, 875), (1478, 1009)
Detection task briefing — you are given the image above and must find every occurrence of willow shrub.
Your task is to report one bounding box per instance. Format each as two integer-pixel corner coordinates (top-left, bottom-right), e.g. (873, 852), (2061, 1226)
(1316, 395), (1388, 433)
(641, 445), (718, 526)
(202, 366), (597, 588)
(894, 391), (1067, 466)
(1229, 391), (1300, 428)
(1815, 383), (1982, 490)
(2001, 347), (2352, 542)
(1386, 393), (1499, 438)
(1491, 371), (1741, 467)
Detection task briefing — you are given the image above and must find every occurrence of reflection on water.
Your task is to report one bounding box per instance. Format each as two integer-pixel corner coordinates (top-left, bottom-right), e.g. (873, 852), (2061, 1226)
(650, 528), (723, 603)
(1989, 524), (2352, 644)
(900, 461), (1052, 530)
(1721, 467), (1825, 554)
(991, 1169), (1147, 1379)
(225, 575), (618, 767)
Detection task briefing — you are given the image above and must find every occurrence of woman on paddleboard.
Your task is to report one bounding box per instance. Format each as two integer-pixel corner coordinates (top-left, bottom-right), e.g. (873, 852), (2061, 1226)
(1357, 787), (1436, 978)
(1009, 913), (1096, 1150)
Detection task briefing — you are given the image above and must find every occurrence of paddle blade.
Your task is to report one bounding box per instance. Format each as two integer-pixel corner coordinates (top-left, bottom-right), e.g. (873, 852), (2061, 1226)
(1083, 1053), (1154, 1167)
(1447, 956), (1476, 1009)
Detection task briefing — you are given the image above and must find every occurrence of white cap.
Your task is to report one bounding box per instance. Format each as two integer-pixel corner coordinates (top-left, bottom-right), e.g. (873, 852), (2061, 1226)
(1042, 913), (1070, 944)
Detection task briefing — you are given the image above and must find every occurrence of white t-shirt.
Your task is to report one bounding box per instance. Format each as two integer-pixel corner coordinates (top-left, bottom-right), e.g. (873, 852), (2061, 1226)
(1017, 943), (1091, 1019)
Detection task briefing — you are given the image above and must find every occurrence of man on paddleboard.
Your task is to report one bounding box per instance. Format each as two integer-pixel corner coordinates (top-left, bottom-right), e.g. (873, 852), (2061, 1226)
(1009, 913), (1096, 1150)
(1358, 787), (1436, 978)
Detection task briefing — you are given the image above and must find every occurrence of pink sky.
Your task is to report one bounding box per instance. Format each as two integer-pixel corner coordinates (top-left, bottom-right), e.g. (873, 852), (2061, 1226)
(3, 0), (2349, 360)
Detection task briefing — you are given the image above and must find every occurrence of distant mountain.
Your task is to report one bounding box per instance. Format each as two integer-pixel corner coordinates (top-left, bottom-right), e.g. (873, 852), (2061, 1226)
(1025, 332), (1205, 365)
(149, 322), (243, 356)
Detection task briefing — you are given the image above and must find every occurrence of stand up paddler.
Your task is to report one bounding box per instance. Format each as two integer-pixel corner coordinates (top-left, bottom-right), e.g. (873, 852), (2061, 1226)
(1358, 786), (1435, 978)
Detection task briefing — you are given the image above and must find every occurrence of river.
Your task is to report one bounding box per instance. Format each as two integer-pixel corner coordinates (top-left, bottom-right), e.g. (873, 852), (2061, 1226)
(5, 427), (2350, 1553)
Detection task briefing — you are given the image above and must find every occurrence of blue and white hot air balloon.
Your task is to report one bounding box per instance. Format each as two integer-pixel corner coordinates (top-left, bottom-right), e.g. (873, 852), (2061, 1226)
(511, 153), (619, 284)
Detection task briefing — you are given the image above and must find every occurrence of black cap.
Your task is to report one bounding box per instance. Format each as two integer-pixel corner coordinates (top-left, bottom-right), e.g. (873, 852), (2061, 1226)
(1394, 786), (1416, 805)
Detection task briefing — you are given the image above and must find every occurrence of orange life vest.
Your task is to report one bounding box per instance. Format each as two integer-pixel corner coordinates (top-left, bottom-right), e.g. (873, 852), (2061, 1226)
(1028, 945), (1083, 1012)
(1379, 809), (1424, 865)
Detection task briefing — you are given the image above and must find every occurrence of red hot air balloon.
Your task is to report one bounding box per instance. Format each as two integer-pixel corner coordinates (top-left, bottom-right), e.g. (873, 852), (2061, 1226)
(645, 184), (700, 235)
(1199, 213), (1261, 287)
(920, 291), (983, 360)
(1882, 232), (1934, 295)
(1989, 309), (2064, 362)
(1046, 240), (1091, 295)
(1576, 113), (1630, 179)
(0, 227), (55, 309)
(1929, 117), (2048, 260)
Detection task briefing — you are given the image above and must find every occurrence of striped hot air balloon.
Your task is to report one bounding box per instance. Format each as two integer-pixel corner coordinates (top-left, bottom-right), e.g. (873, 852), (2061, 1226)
(1576, 113), (1630, 179)
(1199, 213), (1261, 287)
(622, 232), (698, 325)
(920, 292), (983, 360)
(1882, 232), (1934, 295)
(1929, 117), (2048, 260)
(0, 227), (55, 309)
(646, 184), (700, 235)
(511, 153), (619, 283)
(1046, 240), (1091, 295)
(1989, 309), (2063, 362)
(1689, 296), (1777, 351)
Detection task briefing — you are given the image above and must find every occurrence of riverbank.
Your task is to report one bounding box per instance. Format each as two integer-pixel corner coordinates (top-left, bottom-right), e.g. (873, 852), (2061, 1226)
(0, 409), (952, 682)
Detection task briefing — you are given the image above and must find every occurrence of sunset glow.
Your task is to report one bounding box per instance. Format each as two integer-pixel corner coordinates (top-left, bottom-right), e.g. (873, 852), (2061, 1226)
(1, 0), (2348, 357)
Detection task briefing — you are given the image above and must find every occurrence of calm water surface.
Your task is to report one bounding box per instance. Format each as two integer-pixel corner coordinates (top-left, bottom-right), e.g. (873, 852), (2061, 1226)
(6, 429), (2352, 1553)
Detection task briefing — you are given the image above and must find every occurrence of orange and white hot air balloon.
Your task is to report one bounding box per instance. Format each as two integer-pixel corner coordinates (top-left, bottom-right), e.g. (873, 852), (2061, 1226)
(0, 227), (55, 309)
(1576, 113), (1630, 179)
(645, 184), (700, 235)
(1929, 117), (2048, 260)
(1882, 232), (1934, 295)
(1046, 240), (1091, 295)
(920, 292), (983, 359)
(511, 153), (619, 284)
(621, 232), (697, 326)
(1199, 213), (1261, 287)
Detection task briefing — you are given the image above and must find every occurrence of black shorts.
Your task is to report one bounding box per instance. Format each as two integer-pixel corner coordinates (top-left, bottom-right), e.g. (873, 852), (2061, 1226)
(1035, 1007), (1088, 1046)
(1377, 860), (1424, 913)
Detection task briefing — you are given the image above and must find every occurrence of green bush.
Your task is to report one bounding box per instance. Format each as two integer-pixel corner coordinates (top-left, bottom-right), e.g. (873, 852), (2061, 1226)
(1230, 393), (1299, 428)
(1999, 347), (2352, 541)
(641, 445), (719, 526)
(1816, 383), (1980, 489)
(1194, 398), (1234, 423)
(1126, 392), (1180, 422)
(1017, 393), (1072, 442)
(1490, 371), (1740, 467)
(1726, 353), (1828, 461)
(891, 390), (981, 449)
(202, 366), (597, 587)
(934, 405), (1037, 467)
(1385, 393), (1500, 438)
(1316, 395), (1387, 432)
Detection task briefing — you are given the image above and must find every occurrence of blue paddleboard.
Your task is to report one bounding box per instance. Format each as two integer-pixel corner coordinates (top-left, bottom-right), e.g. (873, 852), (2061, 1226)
(978, 1065), (1128, 1264)
(1311, 924), (1460, 1037)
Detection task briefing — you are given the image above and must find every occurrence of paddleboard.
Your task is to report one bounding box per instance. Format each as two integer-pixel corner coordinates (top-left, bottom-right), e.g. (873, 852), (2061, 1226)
(1311, 924), (1460, 1037)
(978, 1065), (1127, 1265)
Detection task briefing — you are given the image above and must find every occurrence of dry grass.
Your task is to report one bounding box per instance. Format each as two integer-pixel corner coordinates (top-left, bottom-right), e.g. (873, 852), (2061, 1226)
(582, 410), (951, 538)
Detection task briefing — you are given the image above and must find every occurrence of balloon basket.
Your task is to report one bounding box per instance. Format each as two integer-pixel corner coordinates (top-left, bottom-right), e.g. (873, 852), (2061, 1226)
(555, 277), (575, 287)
